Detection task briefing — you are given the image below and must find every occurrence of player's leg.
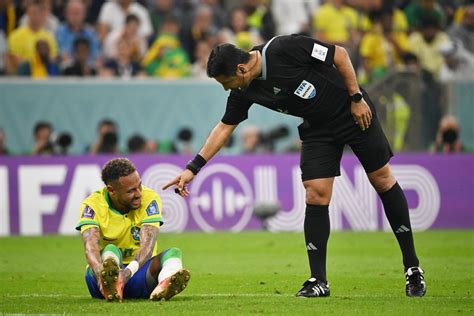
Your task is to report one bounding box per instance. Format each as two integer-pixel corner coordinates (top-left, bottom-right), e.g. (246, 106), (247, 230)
(295, 120), (342, 298)
(149, 247), (190, 301)
(83, 244), (123, 300)
(367, 164), (426, 297)
(99, 244), (123, 301)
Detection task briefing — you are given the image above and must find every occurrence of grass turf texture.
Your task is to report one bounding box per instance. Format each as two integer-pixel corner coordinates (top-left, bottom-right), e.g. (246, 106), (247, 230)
(0, 231), (472, 315)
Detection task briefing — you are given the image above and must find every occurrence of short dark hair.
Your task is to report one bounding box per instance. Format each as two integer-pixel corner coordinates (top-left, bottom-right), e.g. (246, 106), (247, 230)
(98, 119), (116, 130)
(420, 15), (440, 29)
(206, 43), (251, 78)
(125, 14), (140, 24)
(101, 158), (136, 185)
(73, 37), (90, 50)
(127, 134), (146, 153)
(33, 121), (52, 136)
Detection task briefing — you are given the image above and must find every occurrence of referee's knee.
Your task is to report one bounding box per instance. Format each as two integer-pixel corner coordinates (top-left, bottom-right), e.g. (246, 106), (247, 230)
(305, 187), (332, 205)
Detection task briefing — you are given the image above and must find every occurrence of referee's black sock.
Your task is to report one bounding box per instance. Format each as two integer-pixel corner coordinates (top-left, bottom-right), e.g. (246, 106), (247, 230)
(379, 182), (420, 269)
(304, 204), (330, 283)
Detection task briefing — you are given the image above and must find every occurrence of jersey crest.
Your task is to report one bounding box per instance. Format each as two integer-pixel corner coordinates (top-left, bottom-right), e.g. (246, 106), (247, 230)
(294, 80), (316, 99)
(131, 226), (141, 241)
(146, 200), (160, 216)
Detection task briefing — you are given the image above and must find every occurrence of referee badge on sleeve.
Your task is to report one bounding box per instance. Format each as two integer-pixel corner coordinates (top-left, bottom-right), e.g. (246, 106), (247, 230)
(146, 200), (160, 216)
(311, 43), (328, 61)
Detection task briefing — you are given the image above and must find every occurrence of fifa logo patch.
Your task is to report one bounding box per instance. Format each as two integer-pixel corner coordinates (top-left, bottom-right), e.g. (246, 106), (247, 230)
(131, 226), (141, 241)
(294, 80), (316, 99)
(81, 205), (95, 219)
(146, 200), (160, 216)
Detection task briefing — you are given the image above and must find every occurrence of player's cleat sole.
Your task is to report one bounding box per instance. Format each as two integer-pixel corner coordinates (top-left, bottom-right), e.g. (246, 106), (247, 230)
(150, 269), (191, 301)
(99, 257), (121, 301)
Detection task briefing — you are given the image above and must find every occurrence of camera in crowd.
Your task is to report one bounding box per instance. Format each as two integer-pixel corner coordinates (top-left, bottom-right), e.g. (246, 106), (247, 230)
(52, 132), (73, 155)
(33, 121), (73, 155)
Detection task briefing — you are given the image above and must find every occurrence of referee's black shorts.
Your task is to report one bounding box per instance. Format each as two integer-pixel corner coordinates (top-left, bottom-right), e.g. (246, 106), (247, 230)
(298, 91), (393, 181)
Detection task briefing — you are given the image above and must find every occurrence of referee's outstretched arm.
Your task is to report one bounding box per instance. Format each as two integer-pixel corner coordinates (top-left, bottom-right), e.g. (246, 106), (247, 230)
(162, 122), (236, 197)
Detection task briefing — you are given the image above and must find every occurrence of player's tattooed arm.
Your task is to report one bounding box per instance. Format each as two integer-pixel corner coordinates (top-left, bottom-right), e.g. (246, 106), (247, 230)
(121, 224), (159, 282)
(135, 224), (159, 265)
(81, 227), (102, 280)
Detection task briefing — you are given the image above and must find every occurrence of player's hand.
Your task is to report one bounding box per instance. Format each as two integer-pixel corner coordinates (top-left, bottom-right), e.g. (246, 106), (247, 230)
(162, 169), (195, 197)
(351, 99), (372, 131)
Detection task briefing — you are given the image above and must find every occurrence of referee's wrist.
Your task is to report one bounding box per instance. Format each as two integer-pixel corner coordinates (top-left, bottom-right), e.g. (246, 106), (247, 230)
(186, 154), (207, 175)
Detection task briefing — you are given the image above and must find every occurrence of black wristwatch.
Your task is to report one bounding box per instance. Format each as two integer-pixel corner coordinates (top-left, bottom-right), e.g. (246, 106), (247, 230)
(350, 92), (363, 103)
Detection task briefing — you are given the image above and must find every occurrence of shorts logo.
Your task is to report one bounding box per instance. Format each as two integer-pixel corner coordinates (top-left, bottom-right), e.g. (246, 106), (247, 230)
(311, 43), (328, 61)
(131, 226), (141, 241)
(81, 205), (95, 219)
(294, 80), (316, 99)
(146, 200), (160, 216)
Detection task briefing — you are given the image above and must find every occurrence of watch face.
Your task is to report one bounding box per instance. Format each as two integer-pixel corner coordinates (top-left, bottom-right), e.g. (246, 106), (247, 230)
(352, 93), (362, 102)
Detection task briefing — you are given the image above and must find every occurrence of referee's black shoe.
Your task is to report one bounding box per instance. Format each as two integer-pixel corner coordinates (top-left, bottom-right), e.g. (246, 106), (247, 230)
(295, 278), (330, 297)
(405, 267), (427, 297)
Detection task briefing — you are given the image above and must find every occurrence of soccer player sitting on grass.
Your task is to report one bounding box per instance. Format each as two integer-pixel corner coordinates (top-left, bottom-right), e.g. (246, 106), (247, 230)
(76, 158), (190, 301)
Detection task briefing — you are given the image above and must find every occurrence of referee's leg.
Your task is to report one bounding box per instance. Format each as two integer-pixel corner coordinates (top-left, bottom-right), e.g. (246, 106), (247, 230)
(367, 163), (420, 269)
(302, 177), (334, 284)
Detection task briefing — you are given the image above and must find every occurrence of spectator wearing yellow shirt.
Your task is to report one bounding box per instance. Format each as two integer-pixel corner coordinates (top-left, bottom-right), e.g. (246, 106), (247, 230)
(7, 0), (57, 74)
(313, 0), (360, 48)
(352, 0), (409, 34)
(408, 15), (450, 78)
(142, 17), (190, 78)
(360, 8), (409, 82)
(218, 7), (262, 51)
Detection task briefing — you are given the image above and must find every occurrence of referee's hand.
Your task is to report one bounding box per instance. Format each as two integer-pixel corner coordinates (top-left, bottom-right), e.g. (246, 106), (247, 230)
(162, 169), (195, 197)
(351, 99), (372, 131)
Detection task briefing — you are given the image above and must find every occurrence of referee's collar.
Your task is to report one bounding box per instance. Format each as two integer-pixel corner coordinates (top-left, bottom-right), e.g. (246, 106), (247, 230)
(256, 36), (279, 81)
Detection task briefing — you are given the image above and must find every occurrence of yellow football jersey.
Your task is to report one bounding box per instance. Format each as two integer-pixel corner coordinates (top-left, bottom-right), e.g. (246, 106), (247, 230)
(76, 186), (163, 264)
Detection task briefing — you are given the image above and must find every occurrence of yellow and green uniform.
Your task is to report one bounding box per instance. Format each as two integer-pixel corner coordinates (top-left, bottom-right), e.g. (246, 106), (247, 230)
(8, 26), (58, 62)
(76, 186), (163, 264)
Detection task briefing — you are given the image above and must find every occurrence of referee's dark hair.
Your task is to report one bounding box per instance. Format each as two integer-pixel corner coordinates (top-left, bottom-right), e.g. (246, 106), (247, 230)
(101, 158), (136, 185)
(206, 43), (251, 78)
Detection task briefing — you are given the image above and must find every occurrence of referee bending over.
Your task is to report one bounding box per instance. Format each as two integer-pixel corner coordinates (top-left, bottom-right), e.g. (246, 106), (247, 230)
(164, 34), (427, 298)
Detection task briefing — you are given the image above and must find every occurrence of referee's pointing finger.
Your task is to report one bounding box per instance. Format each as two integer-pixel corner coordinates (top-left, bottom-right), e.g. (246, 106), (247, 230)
(162, 177), (179, 190)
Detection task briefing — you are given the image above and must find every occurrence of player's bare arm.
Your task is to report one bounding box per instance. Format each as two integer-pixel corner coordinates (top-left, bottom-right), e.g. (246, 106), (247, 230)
(81, 227), (102, 279)
(163, 122), (237, 196)
(333, 45), (372, 131)
(120, 224), (159, 283)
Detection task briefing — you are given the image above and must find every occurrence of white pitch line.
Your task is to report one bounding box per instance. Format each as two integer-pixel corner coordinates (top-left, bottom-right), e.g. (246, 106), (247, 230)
(1, 293), (472, 299)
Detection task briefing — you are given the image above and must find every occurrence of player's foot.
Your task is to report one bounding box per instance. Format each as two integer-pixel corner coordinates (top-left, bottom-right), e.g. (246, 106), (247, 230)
(295, 278), (330, 298)
(99, 257), (122, 302)
(150, 269), (191, 301)
(405, 266), (426, 297)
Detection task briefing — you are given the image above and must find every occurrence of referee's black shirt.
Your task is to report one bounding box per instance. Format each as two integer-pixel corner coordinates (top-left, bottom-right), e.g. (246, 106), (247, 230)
(221, 34), (352, 126)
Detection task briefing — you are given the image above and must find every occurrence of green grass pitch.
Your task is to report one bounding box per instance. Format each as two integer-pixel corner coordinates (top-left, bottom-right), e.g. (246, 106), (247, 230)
(0, 231), (472, 315)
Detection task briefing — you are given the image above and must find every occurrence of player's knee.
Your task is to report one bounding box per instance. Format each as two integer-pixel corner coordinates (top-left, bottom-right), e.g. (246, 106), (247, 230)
(163, 247), (182, 261)
(102, 244), (122, 264)
(103, 244), (120, 252)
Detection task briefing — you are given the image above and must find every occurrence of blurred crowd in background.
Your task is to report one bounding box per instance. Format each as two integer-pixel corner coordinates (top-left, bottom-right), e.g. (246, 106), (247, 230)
(0, 0), (472, 155)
